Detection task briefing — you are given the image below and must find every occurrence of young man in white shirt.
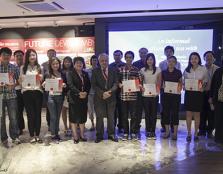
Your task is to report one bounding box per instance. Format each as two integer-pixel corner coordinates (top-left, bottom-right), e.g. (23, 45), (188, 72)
(199, 51), (219, 138)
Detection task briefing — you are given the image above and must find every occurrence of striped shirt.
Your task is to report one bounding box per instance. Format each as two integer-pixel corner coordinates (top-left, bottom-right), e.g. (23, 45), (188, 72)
(0, 62), (19, 99)
(119, 65), (142, 101)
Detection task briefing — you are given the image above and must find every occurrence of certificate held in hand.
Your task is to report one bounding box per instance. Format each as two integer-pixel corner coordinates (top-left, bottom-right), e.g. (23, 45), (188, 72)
(22, 74), (38, 88)
(143, 84), (159, 96)
(0, 73), (10, 85)
(122, 79), (140, 93)
(185, 79), (202, 91)
(45, 78), (63, 92)
(164, 81), (181, 94)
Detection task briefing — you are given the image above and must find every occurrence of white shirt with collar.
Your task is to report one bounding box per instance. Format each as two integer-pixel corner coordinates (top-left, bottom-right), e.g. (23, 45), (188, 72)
(20, 65), (43, 92)
(183, 65), (208, 83)
(140, 67), (161, 84)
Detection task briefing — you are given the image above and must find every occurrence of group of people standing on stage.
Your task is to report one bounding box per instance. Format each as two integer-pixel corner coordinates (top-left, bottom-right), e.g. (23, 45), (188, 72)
(0, 44), (223, 148)
(109, 46), (222, 143)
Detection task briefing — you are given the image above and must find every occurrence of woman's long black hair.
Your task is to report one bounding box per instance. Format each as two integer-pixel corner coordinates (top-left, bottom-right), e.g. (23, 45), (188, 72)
(185, 52), (202, 73)
(144, 53), (156, 74)
(49, 57), (62, 77)
(62, 56), (73, 71)
(23, 49), (41, 74)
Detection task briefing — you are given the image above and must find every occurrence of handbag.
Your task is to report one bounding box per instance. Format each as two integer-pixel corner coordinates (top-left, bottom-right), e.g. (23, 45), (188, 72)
(218, 74), (223, 102)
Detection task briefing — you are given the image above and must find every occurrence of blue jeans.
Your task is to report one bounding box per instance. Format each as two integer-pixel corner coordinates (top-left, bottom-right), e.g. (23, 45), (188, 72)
(47, 95), (64, 136)
(1, 98), (19, 141)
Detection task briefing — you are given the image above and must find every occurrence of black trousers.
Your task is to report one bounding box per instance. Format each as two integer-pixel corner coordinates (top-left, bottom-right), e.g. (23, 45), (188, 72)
(135, 93), (143, 132)
(214, 102), (223, 144)
(94, 99), (116, 139)
(46, 108), (50, 127)
(121, 100), (138, 134)
(200, 91), (215, 134)
(160, 90), (165, 128)
(43, 91), (50, 127)
(114, 91), (123, 130)
(163, 93), (180, 125)
(142, 96), (159, 133)
(16, 90), (25, 131)
(23, 90), (43, 137)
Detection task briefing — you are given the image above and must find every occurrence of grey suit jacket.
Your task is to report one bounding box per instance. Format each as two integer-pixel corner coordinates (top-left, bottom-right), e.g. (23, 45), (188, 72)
(91, 67), (118, 103)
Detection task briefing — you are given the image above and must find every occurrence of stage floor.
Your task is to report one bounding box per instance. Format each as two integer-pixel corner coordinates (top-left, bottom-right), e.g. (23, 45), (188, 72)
(1, 113), (223, 174)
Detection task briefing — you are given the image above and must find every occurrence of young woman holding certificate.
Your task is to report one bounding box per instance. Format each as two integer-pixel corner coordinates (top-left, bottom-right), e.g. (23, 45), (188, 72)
(20, 49), (43, 144)
(140, 53), (161, 140)
(161, 56), (182, 140)
(183, 52), (208, 142)
(199, 51), (219, 137)
(43, 57), (67, 143)
(119, 51), (142, 141)
(61, 56), (73, 137)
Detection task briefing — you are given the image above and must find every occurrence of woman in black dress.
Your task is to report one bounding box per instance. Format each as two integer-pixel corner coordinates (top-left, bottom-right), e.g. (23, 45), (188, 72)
(210, 66), (223, 144)
(67, 57), (91, 144)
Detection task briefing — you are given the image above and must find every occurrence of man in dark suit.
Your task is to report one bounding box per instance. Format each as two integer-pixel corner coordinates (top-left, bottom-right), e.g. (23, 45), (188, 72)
(92, 53), (118, 143)
(109, 50), (125, 133)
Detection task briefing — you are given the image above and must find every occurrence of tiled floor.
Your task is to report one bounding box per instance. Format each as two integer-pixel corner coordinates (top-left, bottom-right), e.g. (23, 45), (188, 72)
(0, 114), (223, 174)
(153, 151), (223, 174)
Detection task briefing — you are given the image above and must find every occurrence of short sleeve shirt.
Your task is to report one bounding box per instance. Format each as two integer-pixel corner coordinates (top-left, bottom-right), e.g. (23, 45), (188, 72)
(0, 63), (19, 99)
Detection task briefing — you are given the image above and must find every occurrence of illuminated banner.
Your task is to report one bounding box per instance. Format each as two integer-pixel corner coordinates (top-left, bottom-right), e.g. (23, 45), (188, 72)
(0, 39), (24, 52)
(0, 37), (95, 54)
(23, 37), (95, 54)
(0, 37), (95, 65)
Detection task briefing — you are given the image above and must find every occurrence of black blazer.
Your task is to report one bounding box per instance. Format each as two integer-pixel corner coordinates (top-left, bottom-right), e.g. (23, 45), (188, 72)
(67, 69), (91, 104)
(91, 67), (118, 102)
(210, 67), (223, 104)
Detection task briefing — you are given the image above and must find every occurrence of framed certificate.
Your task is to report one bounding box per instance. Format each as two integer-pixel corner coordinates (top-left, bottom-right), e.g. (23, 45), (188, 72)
(143, 84), (158, 96)
(164, 81), (181, 94)
(0, 73), (10, 85)
(122, 79), (140, 93)
(185, 79), (202, 91)
(45, 78), (63, 92)
(22, 74), (37, 88)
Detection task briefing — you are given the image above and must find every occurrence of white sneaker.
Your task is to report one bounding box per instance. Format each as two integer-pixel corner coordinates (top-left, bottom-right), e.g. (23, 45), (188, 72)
(146, 132), (152, 140)
(152, 133), (157, 140)
(122, 134), (128, 141)
(131, 134), (138, 141)
(12, 138), (21, 145)
(2, 140), (10, 148)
